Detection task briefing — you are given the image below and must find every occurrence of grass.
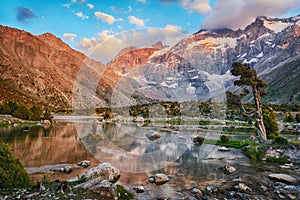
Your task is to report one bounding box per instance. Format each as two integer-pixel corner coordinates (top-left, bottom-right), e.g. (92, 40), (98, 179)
(201, 138), (254, 149)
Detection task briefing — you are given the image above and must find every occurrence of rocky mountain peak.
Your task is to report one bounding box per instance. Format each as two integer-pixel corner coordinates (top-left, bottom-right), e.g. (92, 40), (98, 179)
(38, 32), (72, 51)
(151, 41), (164, 49)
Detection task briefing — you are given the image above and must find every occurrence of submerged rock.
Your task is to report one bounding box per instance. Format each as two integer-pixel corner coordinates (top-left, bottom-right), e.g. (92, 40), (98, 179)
(218, 146), (231, 152)
(148, 173), (170, 185)
(146, 130), (161, 140)
(235, 183), (252, 192)
(268, 173), (297, 184)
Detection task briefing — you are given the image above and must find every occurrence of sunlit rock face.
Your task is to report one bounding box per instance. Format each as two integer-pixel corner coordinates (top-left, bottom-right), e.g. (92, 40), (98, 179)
(106, 15), (300, 104)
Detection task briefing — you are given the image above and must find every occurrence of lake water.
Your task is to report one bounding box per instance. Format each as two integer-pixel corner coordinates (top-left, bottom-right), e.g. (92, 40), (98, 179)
(0, 117), (299, 195)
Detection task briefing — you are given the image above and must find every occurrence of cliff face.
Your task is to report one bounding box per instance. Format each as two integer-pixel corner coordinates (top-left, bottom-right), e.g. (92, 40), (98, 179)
(0, 25), (108, 109)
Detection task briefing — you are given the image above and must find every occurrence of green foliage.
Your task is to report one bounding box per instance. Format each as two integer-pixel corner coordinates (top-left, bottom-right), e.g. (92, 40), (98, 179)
(216, 140), (253, 148)
(29, 105), (42, 121)
(244, 144), (265, 161)
(231, 62), (267, 88)
(220, 135), (229, 143)
(273, 136), (288, 145)
(193, 136), (204, 145)
(262, 107), (279, 139)
(12, 105), (30, 120)
(266, 156), (289, 164)
(1, 103), (11, 115)
(285, 112), (294, 122)
(117, 184), (134, 200)
(0, 143), (30, 189)
(296, 113), (300, 123)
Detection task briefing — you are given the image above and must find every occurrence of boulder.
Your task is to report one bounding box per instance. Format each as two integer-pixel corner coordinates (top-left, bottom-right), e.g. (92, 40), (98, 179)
(74, 162), (120, 189)
(219, 165), (236, 174)
(218, 146), (231, 152)
(235, 183), (252, 192)
(51, 165), (73, 174)
(133, 186), (144, 193)
(268, 173), (297, 184)
(146, 130), (161, 140)
(77, 160), (91, 168)
(148, 173), (170, 185)
(89, 180), (118, 200)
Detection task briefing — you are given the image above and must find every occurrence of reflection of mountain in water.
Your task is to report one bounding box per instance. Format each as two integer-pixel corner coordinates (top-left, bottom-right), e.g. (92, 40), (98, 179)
(0, 123), (95, 167)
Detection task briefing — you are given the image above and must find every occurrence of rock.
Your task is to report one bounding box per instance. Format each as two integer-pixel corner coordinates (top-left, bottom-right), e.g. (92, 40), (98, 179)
(268, 173), (297, 184)
(51, 165), (73, 174)
(74, 162), (120, 189)
(260, 185), (268, 192)
(77, 160), (90, 168)
(235, 183), (252, 192)
(280, 163), (294, 169)
(43, 120), (51, 128)
(146, 130), (161, 140)
(206, 185), (218, 193)
(148, 173), (170, 185)
(287, 193), (297, 200)
(218, 146), (231, 152)
(56, 181), (71, 194)
(89, 180), (117, 200)
(84, 162), (120, 183)
(219, 165), (236, 174)
(191, 188), (202, 198)
(133, 186), (144, 193)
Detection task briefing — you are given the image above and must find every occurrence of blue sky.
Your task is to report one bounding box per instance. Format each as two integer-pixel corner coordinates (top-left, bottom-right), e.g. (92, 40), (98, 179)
(1, 0), (300, 63)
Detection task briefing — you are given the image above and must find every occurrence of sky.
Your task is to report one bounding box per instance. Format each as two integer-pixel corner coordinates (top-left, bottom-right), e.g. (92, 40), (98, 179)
(0, 0), (300, 64)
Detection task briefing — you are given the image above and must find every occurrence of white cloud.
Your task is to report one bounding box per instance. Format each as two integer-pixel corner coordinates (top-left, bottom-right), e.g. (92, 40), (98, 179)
(159, 0), (211, 14)
(95, 11), (115, 24)
(76, 26), (187, 64)
(63, 33), (77, 42)
(137, 0), (147, 3)
(76, 11), (89, 20)
(62, 3), (71, 9)
(180, 0), (211, 14)
(202, 0), (300, 29)
(72, 0), (85, 3)
(128, 15), (145, 26)
(87, 3), (94, 10)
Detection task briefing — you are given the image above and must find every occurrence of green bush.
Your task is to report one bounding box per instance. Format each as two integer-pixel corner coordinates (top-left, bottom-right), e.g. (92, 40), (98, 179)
(296, 113), (300, 123)
(244, 144), (265, 161)
(0, 143), (30, 189)
(273, 136), (288, 145)
(285, 112), (294, 122)
(193, 136), (204, 145)
(263, 107), (279, 139)
(12, 105), (30, 120)
(220, 135), (230, 143)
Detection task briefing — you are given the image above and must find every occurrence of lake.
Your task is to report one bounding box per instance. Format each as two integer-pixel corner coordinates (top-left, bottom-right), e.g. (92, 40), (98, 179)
(0, 117), (299, 198)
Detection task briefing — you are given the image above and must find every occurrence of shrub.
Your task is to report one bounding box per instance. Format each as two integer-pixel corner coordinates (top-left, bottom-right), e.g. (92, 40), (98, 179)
(285, 112), (294, 122)
(0, 143), (30, 189)
(12, 105), (30, 120)
(296, 113), (300, 123)
(193, 136), (204, 145)
(244, 144), (265, 161)
(263, 107), (279, 139)
(273, 136), (288, 145)
(220, 135), (230, 143)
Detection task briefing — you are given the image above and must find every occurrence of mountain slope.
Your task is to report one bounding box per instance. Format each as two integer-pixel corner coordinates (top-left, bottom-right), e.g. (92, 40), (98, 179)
(105, 15), (300, 104)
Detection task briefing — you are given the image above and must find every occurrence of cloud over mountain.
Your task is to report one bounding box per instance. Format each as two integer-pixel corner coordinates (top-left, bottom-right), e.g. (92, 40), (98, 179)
(202, 0), (300, 29)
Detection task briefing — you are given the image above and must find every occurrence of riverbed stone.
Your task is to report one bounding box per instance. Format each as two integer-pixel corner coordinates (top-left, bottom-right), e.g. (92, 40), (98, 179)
(84, 162), (120, 183)
(287, 193), (297, 200)
(268, 173), (297, 184)
(235, 183), (252, 192)
(133, 186), (144, 193)
(146, 130), (161, 140)
(219, 165), (236, 174)
(218, 146), (231, 152)
(148, 173), (170, 185)
(77, 160), (91, 168)
(89, 180), (117, 200)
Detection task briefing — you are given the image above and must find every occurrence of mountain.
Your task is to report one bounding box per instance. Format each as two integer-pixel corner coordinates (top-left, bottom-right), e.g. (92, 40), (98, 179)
(0, 25), (110, 109)
(0, 15), (299, 111)
(105, 15), (300, 104)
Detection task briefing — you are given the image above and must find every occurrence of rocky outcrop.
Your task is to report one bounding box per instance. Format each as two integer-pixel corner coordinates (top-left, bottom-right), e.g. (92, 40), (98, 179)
(148, 173), (170, 185)
(268, 173), (298, 184)
(145, 130), (161, 140)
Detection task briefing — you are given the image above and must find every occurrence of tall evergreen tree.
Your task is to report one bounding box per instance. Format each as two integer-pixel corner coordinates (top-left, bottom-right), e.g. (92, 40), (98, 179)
(231, 62), (267, 142)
